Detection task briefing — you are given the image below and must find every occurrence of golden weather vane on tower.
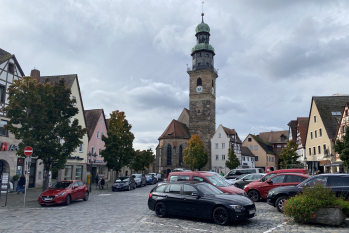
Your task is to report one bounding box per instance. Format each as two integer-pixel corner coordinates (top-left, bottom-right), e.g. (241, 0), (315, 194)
(202, 1), (204, 22)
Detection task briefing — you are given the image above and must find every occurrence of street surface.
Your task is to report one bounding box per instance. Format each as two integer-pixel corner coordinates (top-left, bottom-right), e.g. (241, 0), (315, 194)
(0, 183), (348, 233)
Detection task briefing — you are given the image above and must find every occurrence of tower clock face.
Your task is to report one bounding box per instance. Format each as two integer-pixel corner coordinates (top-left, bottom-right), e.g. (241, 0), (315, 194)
(196, 86), (203, 93)
(211, 87), (214, 94)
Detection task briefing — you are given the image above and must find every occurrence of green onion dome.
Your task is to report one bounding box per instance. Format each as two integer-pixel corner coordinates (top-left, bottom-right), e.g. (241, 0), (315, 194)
(195, 22), (210, 34)
(191, 43), (215, 53)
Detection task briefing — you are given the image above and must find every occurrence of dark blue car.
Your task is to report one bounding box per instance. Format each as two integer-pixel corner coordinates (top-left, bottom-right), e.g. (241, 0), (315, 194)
(146, 174), (157, 185)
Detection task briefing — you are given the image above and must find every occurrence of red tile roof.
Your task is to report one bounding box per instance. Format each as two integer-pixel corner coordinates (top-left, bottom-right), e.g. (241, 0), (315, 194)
(158, 119), (190, 140)
(258, 130), (289, 144)
(297, 117), (309, 146)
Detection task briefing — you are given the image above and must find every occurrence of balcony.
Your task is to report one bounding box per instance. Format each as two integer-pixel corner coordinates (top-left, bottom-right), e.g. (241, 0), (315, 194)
(187, 65), (218, 76)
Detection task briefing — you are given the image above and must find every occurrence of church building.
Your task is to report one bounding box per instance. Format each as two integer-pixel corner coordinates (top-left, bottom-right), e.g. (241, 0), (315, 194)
(154, 14), (218, 177)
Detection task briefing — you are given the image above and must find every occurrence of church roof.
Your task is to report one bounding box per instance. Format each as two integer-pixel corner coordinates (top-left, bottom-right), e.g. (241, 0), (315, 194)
(158, 119), (190, 140)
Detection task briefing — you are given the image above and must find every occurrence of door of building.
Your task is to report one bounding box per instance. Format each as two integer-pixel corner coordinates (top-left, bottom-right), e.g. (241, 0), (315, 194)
(91, 167), (97, 183)
(29, 159), (36, 188)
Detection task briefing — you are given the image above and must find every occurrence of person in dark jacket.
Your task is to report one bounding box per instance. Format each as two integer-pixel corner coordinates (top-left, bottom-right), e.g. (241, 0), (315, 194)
(100, 176), (105, 189)
(17, 174), (26, 194)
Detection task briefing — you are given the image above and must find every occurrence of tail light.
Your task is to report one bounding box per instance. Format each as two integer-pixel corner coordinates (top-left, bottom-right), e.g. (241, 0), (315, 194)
(149, 193), (153, 198)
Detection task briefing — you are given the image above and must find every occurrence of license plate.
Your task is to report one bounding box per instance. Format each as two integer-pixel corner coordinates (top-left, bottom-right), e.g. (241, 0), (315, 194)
(249, 209), (256, 214)
(44, 198), (52, 201)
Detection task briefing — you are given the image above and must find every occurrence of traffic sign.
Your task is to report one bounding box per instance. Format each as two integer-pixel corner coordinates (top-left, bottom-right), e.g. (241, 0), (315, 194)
(24, 146), (33, 156)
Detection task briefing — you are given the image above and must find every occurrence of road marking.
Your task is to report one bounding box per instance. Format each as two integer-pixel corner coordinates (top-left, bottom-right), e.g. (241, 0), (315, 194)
(140, 216), (212, 232)
(97, 194), (112, 196)
(263, 222), (286, 233)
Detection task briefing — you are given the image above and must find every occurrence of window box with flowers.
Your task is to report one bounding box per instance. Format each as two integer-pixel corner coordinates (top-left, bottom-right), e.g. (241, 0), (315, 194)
(283, 183), (349, 226)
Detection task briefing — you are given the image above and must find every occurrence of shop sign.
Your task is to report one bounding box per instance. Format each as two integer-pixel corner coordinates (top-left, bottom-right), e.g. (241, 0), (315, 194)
(0, 142), (19, 151)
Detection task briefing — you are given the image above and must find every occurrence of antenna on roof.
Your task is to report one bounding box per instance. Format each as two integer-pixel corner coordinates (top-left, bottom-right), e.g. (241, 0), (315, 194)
(201, 2), (204, 23)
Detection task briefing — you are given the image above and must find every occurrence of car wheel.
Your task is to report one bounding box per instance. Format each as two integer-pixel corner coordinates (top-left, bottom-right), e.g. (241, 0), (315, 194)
(213, 207), (230, 226)
(155, 202), (167, 218)
(248, 190), (261, 202)
(65, 195), (71, 206)
(276, 196), (288, 213)
(233, 183), (240, 188)
(40, 204), (46, 207)
(128, 185), (131, 191)
(83, 191), (89, 201)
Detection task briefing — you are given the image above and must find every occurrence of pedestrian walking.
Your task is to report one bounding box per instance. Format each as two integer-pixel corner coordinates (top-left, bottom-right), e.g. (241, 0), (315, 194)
(100, 176), (105, 189)
(17, 174), (26, 194)
(95, 173), (99, 184)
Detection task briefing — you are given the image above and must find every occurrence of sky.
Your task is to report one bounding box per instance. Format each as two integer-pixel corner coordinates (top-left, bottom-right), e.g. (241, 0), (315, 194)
(2, 0), (349, 151)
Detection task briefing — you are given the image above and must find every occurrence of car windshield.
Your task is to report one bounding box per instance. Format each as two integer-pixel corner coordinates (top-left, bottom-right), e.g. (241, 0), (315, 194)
(207, 176), (229, 187)
(196, 184), (223, 196)
(51, 182), (72, 189)
(260, 173), (277, 182)
(116, 177), (129, 182)
(236, 174), (248, 180)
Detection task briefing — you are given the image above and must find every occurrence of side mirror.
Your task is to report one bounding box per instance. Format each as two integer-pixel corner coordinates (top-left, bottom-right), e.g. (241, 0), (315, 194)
(191, 192), (200, 197)
(73, 186), (77, 189)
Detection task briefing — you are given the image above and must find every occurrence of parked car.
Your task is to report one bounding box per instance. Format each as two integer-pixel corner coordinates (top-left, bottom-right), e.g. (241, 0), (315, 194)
(112, 176), (136, 191)
(243, 173), (309, 202)
(146, 174), (157, 185)
(132, 174), (146, 187)
(250, 168), (309, 184)
(233, 173), (266, 189)
(267, 174), (349, 212)
(148, 173), (158, 182)
(167, 171), (247, 196)
(148, 182), (256, 225)
(38, 180), (88, 207)
(156, 173), (163, 182)
(203, 171), (235, 185)
(225, 168), (264, 180)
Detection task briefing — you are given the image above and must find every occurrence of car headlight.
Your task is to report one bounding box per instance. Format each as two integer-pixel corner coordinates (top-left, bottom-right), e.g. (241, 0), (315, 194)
(57, 192), (66, 197)
(230, 205), (245, 212)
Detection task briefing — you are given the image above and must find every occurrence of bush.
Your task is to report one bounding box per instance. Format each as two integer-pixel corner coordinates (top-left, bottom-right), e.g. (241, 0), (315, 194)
(284, 182), (349, 222)
(12, 175), (19, 181)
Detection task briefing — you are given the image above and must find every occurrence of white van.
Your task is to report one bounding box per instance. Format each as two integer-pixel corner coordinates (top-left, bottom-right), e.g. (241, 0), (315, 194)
(225, 168), (264, 180)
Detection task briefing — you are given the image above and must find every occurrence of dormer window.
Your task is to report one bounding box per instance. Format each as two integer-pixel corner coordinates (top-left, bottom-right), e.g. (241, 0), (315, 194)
(8, 63), (15, 74)
(281, 135), (286, 141)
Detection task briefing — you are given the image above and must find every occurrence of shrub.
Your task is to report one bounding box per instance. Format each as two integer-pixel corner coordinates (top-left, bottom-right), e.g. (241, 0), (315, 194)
(12, 175), (19, 181)
(284, 182), (348, 222)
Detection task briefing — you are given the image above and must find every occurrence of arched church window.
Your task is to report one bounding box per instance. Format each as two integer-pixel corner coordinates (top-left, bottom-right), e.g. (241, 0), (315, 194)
(179, 145), (183, 166)
(212, 80), (214, 87)
(167, 144), (172, 165)
(197, 78), (202, 87)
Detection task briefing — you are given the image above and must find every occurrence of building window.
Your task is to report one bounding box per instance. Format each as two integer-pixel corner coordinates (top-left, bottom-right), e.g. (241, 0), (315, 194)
(222, 143), (225, 149)
(92, 147), (95, 155)
(319, 128), (322, 137)
(346, 110), (349, 117)
(313, 147), (316, 155)
(311, 132), (313, 139)
(222, 155), (225, 160)
(197, 78), (202, 86)
(215, 143), (218, 149)
(0, 86), (5, 103)
(314, 115), (316, 123)
(212, 79), (214, 87)
(79, 144), (83, 152)
(218, 133), (221, 138)
(247, 157), (249, 161)
(249, 145), (253, 150)
(309, 148), (311, 156)
(64, 165), (73, 180)
(100, 119), (103, 124)
(248, 138), (252, 142)
(315, 130), (317, 138)
(8, 63), (14, 74)
(318, 145), (321, 154)
(323, 144), (326, 151)
(99, 148), (102, 156)
(72, 96), (76, 106)
(197, 62), (202, 66)
(342, 125), (346, 133)
(254, 145), (258, 150)
(179, 145), (183, 165)
(75, 166), (83, 180)
(0, 120), (8, 137)
(215, 155), (218, 160)
(243, 156), (245, 161)
(97, 131), (100, 139)
(101, 132), (104, 138)
(205, 53), (209, 57)
(167, 144), (172, 165)
(255, 156), (258, 161)
(251, 157), (254, 162)
(206, 62), (210, 66)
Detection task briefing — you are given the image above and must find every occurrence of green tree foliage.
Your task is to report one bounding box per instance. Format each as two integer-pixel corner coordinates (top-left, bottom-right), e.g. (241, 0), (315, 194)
(5, 76), (87, 191)
(131, 149), (154, 173)
(101, 110), (134, 175)
(279, 140), (299, 169)
(225, 147), (240, 170)
(334, 126), (349, 168)
(183, 134), (208, 170)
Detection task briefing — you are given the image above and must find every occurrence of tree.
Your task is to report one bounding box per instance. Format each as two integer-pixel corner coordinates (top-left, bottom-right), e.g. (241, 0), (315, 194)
(5, 76), (87, 191)
(131, 149), (155, 173)
(334, 126), (349, 168)
(225, 147), (240, 170)
(279, 140), (299, 169)
(101, 110), (134, 176)
(183, 134), (208, 170)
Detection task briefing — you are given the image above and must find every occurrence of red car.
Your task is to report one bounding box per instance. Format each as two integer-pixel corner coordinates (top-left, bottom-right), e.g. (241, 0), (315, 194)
(249, 169), (308, 185)
(243, 173), (309, 202)
(167, 171), (247, 196)
(38, 180), (89, 207)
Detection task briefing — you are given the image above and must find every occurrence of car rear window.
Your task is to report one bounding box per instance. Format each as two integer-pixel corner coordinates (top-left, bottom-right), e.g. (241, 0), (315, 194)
(183, 185), (197, 195)
(329, 176), (349, 186)
(285, 175), (307, 183)
(164, 184), (181, 194)
(155, 185), (167, 192)
(169, 175), (190, 182)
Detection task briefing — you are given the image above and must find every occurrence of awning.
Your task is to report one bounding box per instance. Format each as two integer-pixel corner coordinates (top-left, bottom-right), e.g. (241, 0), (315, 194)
(319, 160), (330, 165)
(325, 161), (343, 167)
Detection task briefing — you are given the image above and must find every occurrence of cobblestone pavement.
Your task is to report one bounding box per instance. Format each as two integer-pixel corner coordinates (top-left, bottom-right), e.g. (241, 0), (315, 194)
(0, 183), (348, 233)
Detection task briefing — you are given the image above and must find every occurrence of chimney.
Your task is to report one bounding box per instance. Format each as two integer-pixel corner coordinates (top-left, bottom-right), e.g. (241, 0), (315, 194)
(30, 69), (40, 83)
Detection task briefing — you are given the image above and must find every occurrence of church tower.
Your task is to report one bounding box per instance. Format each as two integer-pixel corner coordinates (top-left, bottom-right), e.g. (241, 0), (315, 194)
(188, 13), (218, 170)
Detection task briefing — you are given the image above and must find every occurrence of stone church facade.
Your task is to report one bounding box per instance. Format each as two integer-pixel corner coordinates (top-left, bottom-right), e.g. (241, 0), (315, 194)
(155, 15), (218, 177)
